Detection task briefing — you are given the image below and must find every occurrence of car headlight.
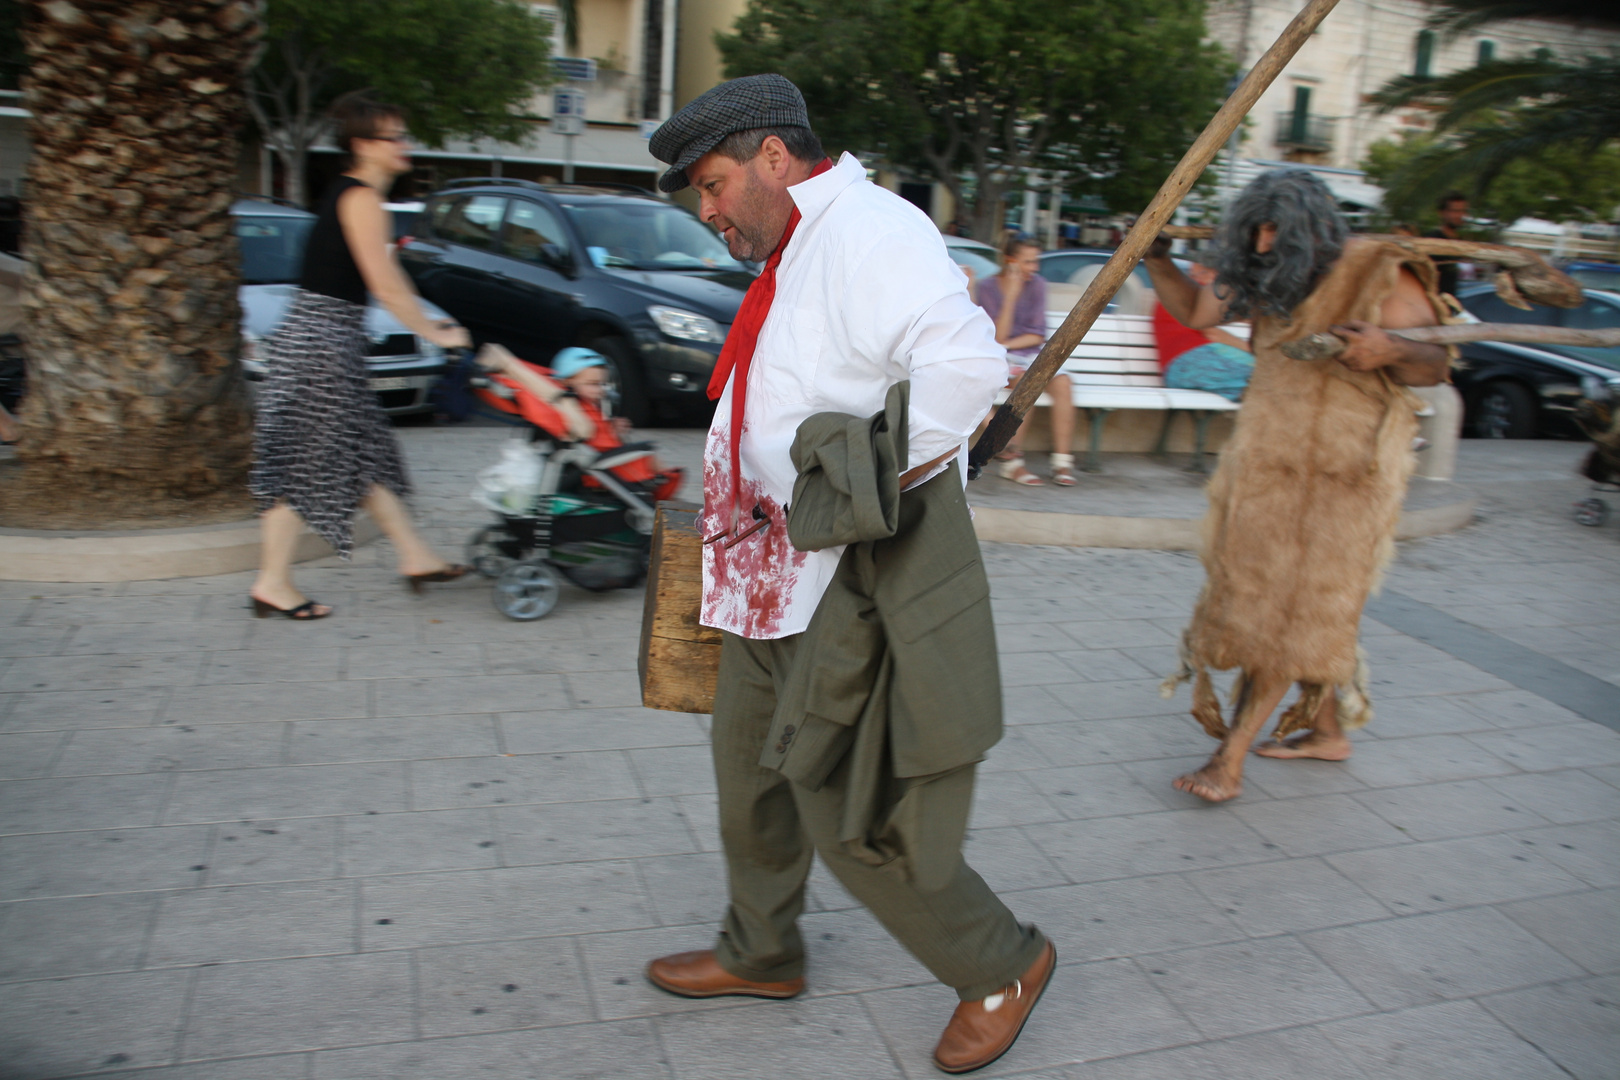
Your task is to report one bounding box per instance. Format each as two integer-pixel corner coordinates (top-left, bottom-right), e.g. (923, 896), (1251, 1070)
(648, 305), (725, 344)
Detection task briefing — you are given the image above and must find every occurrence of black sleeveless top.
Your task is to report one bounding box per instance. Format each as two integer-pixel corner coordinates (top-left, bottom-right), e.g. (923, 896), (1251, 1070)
(299, 176), (370, 305)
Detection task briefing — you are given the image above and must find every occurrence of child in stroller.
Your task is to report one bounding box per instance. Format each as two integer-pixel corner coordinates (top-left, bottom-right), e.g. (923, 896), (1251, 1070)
(467, 345), (685, 619)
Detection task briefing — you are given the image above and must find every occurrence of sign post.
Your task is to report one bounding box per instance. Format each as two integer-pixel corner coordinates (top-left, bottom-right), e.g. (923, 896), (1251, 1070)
(552, 88), (586, 183)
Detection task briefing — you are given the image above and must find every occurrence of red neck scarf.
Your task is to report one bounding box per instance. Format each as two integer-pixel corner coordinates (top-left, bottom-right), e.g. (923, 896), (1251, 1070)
(707, 158), (833, 525)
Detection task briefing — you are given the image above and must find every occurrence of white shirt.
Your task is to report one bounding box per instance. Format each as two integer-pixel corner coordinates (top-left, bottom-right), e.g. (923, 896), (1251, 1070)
(699, 153), (1007, 640)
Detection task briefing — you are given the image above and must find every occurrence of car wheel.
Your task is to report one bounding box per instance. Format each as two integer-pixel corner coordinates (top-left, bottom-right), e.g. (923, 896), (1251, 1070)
(1473, 381), (1537, 440)
(588, 335), (650, 428)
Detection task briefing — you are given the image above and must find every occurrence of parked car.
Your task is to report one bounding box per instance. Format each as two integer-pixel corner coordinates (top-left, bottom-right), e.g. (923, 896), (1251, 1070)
(1560, 260), (1620, 293)
(1453, 283), (1620, 439)
(234, 198), (452, 416)
(943, 235), (1002, 283)
(398, 179), (753, 425)
(383, 201), (424, 243)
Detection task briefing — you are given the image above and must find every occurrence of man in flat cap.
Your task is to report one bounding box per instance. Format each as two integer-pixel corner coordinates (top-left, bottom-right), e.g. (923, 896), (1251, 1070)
(643, 73), (1054, 1074)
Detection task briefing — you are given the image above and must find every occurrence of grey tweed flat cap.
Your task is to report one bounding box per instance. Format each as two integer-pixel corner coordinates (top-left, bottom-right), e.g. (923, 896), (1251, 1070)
(649, 73), (811, 193)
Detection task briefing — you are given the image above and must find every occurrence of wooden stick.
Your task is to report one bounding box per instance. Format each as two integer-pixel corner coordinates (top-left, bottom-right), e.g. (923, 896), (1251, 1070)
(1154, 228), (1583, 309)
(1283, 323), (1620, 361)
(969, 0), (1344, 474)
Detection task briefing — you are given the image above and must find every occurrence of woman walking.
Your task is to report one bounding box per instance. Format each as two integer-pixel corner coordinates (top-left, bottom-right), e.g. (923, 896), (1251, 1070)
(249, 94), (471, 619)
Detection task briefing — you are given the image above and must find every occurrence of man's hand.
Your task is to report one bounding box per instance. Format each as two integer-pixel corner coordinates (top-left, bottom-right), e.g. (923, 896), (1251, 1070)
(1329, 321), (1403, 372)
(1329, 319), (1449, 385)
(1144, 233), (1173, 262)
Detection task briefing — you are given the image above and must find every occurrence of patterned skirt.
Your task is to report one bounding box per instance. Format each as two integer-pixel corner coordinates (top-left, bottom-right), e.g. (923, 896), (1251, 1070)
(249, 290), (411, 557)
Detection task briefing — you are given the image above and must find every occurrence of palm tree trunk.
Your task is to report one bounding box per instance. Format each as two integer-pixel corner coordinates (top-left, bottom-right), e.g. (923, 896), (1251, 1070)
(12, 0), (262, 519)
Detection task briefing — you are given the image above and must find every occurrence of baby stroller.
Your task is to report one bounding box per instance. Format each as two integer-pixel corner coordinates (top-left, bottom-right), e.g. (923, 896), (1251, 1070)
(463, 354), (683, 620)
(1573, 376), (1620, 528)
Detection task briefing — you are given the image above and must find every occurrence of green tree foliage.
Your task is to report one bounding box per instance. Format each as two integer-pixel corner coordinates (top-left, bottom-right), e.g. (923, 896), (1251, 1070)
(249, 0), (554, 205)
(717, 0), (1231, 239)
(1368, 2), (1619, 215)
(1365, 130), (1620, 228)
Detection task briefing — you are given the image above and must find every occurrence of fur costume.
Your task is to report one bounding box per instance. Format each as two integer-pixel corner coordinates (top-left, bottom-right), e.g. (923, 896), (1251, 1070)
(1164, 239), (1450, 738)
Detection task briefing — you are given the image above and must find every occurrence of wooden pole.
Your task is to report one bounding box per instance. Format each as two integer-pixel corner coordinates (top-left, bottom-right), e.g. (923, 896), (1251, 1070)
(1283, 323), (1620, 361)
(969, 0), (1344, 475)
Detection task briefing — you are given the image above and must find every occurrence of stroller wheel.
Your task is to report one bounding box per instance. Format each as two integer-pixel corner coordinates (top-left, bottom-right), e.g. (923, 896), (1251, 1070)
(467, 526), (517, 578)
(1574, 498), (1609, 527)
(493, 561), (562, 620)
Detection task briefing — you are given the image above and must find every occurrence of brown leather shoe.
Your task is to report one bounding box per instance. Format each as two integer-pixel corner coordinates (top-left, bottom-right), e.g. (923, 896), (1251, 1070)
(645, 950), (805, 1000)
(932, 940), (1056, 1074)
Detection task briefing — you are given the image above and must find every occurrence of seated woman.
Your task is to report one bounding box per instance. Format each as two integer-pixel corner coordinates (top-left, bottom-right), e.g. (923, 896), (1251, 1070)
(478, 344), (682, 501)
(1152, 257), (1253, 402)
(977, 238), (1077, 486)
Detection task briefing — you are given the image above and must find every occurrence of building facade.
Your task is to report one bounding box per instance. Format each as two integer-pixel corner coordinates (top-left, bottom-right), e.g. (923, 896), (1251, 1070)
(1203, 0), (1620, 215)
(278, 0), (679, 200)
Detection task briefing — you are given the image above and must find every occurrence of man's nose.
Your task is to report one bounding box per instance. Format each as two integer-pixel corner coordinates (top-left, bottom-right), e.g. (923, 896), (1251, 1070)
(698, 197), (718, 224)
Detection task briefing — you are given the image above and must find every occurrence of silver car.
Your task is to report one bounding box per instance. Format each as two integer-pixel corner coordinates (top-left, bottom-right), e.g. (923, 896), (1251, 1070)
(234, 198), (451, 416)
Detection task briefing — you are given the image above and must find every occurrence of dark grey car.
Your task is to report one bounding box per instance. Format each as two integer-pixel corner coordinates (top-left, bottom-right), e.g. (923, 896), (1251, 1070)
(398, 179), (753, 425)
(1453, 284), (1620, 439)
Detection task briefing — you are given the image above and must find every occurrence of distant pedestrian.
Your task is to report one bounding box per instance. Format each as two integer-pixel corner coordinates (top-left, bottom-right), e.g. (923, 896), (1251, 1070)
(1423, 192), (1468, 297)
(248, 93), (472, 620)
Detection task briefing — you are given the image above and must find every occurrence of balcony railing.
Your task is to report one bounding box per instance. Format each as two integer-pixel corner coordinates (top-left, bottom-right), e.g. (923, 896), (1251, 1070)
(1275, 110), (1334, 152)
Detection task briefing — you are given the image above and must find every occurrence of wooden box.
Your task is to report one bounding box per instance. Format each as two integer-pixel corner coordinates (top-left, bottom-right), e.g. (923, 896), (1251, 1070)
(638, 502), (721, 713)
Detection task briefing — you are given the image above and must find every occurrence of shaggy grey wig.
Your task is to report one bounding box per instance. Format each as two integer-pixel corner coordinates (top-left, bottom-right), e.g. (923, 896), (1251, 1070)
(1212, 169), (1347, 321)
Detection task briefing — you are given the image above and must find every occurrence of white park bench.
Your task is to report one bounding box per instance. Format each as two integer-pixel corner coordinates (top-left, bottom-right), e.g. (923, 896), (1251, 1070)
(998, 312), (1242, 473)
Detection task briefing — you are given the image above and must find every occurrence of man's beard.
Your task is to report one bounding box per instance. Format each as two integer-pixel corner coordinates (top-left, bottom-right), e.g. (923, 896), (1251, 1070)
(1230, 250), (1280, 299)
(719, 166), (786, 262)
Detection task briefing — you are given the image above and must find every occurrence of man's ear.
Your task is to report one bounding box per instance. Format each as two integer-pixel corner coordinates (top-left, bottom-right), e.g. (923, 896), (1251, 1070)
(759, 135), (791, 180)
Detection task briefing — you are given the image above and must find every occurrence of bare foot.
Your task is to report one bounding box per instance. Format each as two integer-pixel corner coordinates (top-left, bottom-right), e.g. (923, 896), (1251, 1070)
(1172, 764), (1242, 803)
(1254, 731), (1352, 760)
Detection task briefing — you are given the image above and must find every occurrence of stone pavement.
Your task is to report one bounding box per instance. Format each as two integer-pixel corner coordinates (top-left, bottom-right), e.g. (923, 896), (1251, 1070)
(0, 426), (1616, 1080)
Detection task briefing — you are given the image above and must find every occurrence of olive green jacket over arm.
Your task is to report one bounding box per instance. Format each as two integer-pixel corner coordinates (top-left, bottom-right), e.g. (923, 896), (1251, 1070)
(762, 383), (1003, 889)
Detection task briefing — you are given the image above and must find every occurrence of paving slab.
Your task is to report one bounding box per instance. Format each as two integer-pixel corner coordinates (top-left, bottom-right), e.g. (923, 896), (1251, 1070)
(1, 433), (1615, 1078)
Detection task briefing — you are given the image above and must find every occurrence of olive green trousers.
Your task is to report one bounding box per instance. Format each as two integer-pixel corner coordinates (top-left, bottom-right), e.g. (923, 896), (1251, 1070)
(710, 630), (1047, 1002)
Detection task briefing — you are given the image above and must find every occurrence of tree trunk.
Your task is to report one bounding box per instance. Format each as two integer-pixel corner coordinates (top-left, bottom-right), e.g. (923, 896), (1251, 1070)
(13, 0), (262, 521)
(969, 178), (1009, 247)
(283, 142), (308, 210)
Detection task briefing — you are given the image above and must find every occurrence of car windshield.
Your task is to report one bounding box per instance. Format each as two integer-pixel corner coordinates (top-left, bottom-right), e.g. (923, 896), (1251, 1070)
(236, 214), (314, 284)
(948, 248), (1001, 280)
(561, 201), (742, 271)
(1566, 267), (1620, 292)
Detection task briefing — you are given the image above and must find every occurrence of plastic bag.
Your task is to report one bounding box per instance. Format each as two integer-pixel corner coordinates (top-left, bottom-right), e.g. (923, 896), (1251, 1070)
(473, 439), (544, 515)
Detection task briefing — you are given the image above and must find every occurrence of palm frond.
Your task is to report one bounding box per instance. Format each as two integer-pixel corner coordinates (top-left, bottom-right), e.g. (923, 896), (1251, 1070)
(1371, 58), (1567, 114)
(1381, 108), (1619, 212)
(1423, 0), (1620, 35)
